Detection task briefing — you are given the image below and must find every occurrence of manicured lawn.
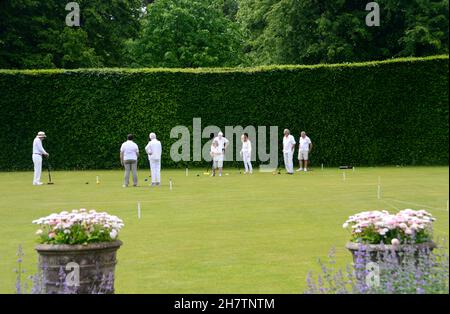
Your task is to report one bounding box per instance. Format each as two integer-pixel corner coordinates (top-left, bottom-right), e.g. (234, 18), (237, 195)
(0, 167), (448, 293)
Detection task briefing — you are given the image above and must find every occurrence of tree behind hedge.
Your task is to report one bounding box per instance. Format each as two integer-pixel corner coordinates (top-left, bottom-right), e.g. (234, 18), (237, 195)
(0, 0), (143, 69)
(126, 0), (245, 68)
(237, 0), (449, 65)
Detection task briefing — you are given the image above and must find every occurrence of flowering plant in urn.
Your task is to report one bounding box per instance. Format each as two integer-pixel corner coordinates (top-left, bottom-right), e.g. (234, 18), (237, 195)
(343, 209), (435, 245)
(33, 209), (124, 245)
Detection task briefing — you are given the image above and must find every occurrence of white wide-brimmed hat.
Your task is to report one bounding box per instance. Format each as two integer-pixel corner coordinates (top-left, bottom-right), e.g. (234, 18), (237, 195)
(37, 131), (46, 138)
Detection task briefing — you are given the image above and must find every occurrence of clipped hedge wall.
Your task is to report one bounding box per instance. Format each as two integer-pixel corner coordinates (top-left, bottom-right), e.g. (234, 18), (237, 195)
(0, 55), (448, 170)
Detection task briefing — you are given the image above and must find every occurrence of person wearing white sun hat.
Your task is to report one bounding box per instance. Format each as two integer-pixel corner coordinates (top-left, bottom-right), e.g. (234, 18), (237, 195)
(32, 131), (49, 185)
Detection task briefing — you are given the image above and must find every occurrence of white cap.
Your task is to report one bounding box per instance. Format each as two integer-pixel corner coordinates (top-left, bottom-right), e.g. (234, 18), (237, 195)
(149, 132), (156, 140)
(218, 131), (223, 137)
(37, 131), (46, 138)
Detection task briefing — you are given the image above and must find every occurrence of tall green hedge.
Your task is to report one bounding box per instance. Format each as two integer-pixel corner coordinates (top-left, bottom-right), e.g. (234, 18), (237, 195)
(0, 55), (448, 170)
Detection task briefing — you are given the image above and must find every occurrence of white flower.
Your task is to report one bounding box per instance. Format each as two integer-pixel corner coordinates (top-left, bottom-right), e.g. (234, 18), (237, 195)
(35, 229), (43, 236)
(379, 228), (389, 236)
(109, 229), (118, 239)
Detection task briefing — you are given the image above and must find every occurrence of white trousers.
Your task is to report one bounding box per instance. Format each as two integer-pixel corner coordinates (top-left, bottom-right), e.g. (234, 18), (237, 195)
(150, 159), (161, 183)
(283, 151), (294, 174)
(32, 154), (42, 184)
(242, 152), (252, 173)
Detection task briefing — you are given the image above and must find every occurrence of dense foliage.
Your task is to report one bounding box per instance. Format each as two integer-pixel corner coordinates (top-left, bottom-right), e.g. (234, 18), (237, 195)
(0, 0), (448, 68)
(237, 0), (449, 65)
(126, 0), (244, 67)
(0, 56), (447, 170)
(0, 0), (143, 69)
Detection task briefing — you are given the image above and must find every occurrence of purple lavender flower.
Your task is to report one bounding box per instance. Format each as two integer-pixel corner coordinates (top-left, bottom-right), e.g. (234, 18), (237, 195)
(305, 238), (449, 294)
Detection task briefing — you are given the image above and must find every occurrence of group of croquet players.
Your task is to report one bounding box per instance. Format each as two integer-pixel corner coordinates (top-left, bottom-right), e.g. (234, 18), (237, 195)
(31, 129), (312, 186)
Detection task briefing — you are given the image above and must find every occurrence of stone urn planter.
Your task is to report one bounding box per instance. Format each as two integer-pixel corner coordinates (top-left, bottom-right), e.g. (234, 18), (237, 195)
(35, 240), (122, 294)
(32, 209), (125, 294)
(346, 241), (437, 265)
(346, 241), (437, 287)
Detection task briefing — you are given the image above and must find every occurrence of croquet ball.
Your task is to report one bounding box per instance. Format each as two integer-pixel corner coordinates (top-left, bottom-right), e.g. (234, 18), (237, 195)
(272, 172), (276, 175)
(85, 182), (89, 184)
(144, 178), (148, 181)
(197, 174), (200, 177)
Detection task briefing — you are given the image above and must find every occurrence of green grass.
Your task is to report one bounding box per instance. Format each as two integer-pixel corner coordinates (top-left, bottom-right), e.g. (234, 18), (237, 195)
(0, 167), (448, 293)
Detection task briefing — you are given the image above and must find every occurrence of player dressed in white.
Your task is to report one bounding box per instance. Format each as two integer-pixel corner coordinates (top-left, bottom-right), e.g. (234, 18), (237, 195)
(32, 131), (49, 185)
(210, 140), (223, 177)
(145, 132), (162, 186)
(297, 131), (312, 172)
(213, 131), (229, 176)
(240, 133), (252, 174)
(282, 129), (296, 174)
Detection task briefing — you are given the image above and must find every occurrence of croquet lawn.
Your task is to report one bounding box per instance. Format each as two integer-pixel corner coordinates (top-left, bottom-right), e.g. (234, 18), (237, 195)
(0, 167), (448, 293)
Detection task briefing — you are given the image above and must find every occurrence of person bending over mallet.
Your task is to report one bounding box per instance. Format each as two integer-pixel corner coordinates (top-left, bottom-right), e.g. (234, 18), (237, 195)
(213, 131), (229, 177)
(32, 131), (49, 185)
(282, 129), (296, 174)
(297, 131), (313, 172)
(145, 132), (162, 186)
(120, 134), (139, 187)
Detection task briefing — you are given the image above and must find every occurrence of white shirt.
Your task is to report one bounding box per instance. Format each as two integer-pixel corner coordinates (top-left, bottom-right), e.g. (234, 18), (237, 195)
(120, 140), (139, 161)
(299, 136), (312, 151)
(210, 146), (222, 159)
(241, 140), (252, 153)
(282, 135), (296, 153)
(33, 137), (47, 155)
(145, 139), (162, 160)
(213, 136), (229, 152)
